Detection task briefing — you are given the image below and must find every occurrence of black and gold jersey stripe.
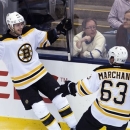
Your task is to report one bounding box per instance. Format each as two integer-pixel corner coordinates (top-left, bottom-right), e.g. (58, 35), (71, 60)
(11, 64), (47, 87)
(94, 65), (130, 73)
(77, 80), (92, 96)
(94, 99), (130, 121)
(39, 33), (48, 48)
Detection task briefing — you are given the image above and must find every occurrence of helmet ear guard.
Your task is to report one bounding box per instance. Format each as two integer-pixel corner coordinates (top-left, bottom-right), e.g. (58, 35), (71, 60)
(6, 12), (25, 30)
(108, 46), (128, 64)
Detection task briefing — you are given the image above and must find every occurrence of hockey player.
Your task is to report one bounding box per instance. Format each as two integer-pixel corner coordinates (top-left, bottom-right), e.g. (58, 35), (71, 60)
(59, 46), (129, 130)
(0, 12), (77, 130)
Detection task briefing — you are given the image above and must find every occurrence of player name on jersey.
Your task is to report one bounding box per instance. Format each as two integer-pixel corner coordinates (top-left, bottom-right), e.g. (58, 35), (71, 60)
(98, 71), (130, 80)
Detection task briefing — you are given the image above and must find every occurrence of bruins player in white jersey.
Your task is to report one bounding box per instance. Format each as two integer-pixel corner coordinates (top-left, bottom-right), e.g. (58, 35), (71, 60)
(59, 46), (130, 130)
(0, 12), (77, 130)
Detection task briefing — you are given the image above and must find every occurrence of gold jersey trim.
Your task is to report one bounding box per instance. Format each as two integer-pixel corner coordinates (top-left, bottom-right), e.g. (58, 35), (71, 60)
(96, 68), (130, 73)
(77, 80), (92, 96)
(3, 28), (35, 41)
(39, 33), (47, 47)
(11, 64), (43, 80)
(99, 101), (130, 114)
(94, 100), (130, 121)
(11, 64), (47, 87)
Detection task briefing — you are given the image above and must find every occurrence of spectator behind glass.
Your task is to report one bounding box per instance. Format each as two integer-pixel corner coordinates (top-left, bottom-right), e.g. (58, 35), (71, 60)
(116, 10), (130, 61)
(73, 18), (107, 59)
(108, 0), (130, 30)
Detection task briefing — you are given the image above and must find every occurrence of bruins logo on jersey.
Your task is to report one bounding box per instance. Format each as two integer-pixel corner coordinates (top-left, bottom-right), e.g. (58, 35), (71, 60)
(18, 43), (33, 62)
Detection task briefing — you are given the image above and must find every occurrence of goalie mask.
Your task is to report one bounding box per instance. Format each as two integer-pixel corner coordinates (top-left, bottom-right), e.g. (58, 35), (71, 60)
(108, 46), (128, 64)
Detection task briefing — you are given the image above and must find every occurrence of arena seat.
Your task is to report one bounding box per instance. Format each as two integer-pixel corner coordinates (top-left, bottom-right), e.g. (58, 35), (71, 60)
(103, 33), (116, 51)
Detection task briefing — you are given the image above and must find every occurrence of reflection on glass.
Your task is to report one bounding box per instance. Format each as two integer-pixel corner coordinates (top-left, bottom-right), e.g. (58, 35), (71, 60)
(18, 0), (67, 51)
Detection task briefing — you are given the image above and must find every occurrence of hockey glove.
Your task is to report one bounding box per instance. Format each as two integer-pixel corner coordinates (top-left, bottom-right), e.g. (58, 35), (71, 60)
(56, 18), (72, 35)
(59, 81), (77, 97)
(64, 18), (72, 31)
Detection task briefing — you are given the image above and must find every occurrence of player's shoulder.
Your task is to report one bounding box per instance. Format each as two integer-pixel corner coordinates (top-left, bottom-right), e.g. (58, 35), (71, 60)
(94, 65), (130, 72)
(93, 65), (111, 72)
(0, 34), (3, 41)
(0, 33), (10, 41)
(22, 25), (35, 34)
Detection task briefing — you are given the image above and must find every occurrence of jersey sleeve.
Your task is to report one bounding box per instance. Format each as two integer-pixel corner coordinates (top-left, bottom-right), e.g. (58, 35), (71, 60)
(34, 28), (51, 48)
(0, 42), (5, 60)
(75, 71), (100, 96)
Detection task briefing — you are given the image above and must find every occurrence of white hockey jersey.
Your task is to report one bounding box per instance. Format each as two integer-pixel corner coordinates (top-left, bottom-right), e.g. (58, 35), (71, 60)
(76, 65), (130, 127)
(0, 26), (51, 90)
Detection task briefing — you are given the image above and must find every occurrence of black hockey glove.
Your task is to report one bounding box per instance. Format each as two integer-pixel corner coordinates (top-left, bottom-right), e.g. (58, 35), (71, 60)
(56, 18), (72, 35)
(59, 81), (77, 97)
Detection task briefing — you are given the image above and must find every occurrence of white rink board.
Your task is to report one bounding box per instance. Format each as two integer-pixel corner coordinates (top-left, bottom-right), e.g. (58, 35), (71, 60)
(0, 59), (130, 128)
